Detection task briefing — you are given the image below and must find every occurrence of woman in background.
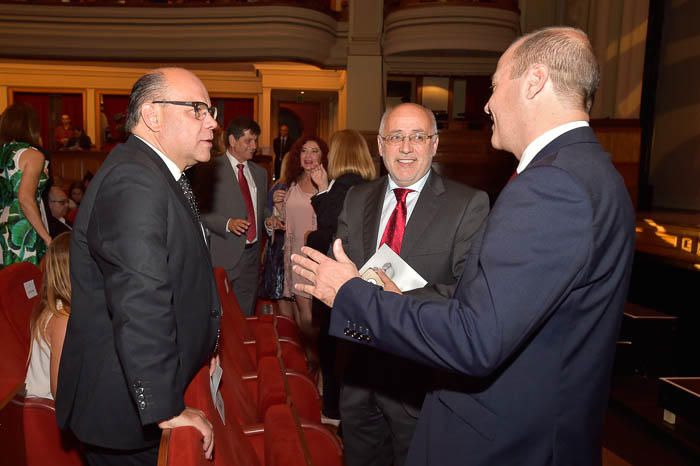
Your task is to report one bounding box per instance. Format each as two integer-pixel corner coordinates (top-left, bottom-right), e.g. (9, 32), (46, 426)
(0, 103), (51, 268)
(25, 232), (72, 399)
(306, 129), (377, 421)
(260, 155), (290, 302)
(277, 136), (329, 361)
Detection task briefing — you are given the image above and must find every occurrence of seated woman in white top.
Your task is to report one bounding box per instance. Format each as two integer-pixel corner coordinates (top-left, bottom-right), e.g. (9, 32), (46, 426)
(25, 232), (71, 400)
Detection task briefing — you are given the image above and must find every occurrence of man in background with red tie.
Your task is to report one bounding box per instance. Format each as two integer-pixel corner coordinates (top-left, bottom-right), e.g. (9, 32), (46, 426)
(335, 103), (489, 466)
(193, 116), (270, 316)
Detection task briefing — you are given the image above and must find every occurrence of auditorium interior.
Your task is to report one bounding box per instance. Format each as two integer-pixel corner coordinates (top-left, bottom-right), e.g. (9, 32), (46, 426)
(0, 0), (699, 465)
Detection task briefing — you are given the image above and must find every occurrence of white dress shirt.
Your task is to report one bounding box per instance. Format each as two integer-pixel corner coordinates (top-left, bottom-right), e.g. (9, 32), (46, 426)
(375, 170), (431, 251)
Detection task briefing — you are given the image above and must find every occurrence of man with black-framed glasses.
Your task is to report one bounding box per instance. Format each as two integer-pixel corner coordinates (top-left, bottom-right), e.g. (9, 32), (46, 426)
(332, 102), (489, 466)
(57, 68), (220, 466)
(47, 185), (72, 237)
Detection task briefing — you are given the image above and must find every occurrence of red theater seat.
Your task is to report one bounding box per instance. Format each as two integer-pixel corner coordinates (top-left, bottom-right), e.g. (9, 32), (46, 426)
(22, 397), (85, 465)
(0, 263), (42, 403)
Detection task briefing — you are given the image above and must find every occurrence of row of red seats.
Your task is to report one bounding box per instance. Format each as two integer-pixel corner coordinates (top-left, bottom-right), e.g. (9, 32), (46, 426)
(0, 262), (85, 465)
(158, 267), (343, 466)
(0, 263), (343, 465)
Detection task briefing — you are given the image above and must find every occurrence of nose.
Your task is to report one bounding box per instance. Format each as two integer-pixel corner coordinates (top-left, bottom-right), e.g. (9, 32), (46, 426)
(204, 112), (218, 129)
(484, 100), (491, 115)
(399, 136), (412, 154)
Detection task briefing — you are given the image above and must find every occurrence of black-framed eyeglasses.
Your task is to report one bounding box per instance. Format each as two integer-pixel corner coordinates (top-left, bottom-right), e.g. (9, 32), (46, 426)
(152, 101), (217, 120)
(49, 199), (68, 205)
(380, 133), (437, 146)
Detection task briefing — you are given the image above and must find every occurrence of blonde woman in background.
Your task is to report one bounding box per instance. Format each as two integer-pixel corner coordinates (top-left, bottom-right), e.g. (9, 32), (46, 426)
(306, 129), (377, 421)
(25, 232), (71, 399)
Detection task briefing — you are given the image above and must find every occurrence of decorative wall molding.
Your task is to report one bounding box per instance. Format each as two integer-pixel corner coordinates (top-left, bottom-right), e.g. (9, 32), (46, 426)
(383, 5), (520, 58)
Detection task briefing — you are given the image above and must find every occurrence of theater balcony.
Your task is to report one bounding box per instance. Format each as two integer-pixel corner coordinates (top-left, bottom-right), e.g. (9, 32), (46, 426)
(382, 0), (520, 75)
(0, 0), (348, 66)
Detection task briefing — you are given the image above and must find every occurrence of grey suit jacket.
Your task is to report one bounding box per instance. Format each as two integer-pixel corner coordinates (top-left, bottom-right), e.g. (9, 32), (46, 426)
(193, 154), (268, 270)
(336, 169), (489, 408)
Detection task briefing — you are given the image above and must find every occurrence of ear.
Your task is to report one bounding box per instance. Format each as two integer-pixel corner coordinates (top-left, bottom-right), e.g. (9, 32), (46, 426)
(376, 135), (384, 157)
(524, 64), (548, 100)
(141, 103), (161, 132)
(228, 134), (237, 148)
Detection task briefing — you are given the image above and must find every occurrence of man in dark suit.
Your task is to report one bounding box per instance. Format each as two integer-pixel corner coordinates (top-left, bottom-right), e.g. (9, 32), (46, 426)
(46, 186), (71, 237)
(193, 117), (270, 316)
(334, 103), (489, 466)
(273, 123), (294, 180)
(293, 27), (636, 466)
(57, 68), (221, 466)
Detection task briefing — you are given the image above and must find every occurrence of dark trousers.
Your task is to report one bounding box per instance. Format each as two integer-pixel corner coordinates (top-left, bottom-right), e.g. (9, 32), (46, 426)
(317, 298), (340, 418)
(339, 384), (419, 466)
(83, 443), (158, 466)
(227, 241), (260, 316)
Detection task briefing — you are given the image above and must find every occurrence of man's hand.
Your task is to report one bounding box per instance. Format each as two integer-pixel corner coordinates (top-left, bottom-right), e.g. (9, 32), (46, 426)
(227, 218), (250, 236)
(158, 407), (214, 460)
(375, 269), (402, 294)
(291, 239), (360, 307)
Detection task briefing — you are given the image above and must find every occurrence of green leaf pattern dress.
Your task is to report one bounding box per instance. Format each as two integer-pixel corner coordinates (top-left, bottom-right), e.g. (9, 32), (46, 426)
(0, 141), (48, 268)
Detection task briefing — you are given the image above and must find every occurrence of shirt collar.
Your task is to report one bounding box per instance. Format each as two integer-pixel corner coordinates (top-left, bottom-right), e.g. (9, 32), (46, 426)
(387, 169), (431, 193)
(134, 135), (182, 180)
(227, 151), (247, 170)
(517, 121), (589, 173)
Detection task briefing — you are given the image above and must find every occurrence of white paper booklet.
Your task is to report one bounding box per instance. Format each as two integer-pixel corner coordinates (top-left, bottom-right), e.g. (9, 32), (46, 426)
(358, 244), (427, 292)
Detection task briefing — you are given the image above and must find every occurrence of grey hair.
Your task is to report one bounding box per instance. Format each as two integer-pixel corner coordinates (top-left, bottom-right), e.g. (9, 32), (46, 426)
(509, 26), (600, 113)
(378, 103), (438, 135)
(125, 71), (167, 133)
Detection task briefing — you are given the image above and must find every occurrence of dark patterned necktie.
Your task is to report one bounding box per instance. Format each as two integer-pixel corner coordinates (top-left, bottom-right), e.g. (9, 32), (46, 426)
(178, 173), (200, 223)
(379, 188), (413, 254)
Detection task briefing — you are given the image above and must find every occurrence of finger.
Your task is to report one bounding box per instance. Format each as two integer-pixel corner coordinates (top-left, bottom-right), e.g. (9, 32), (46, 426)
(292, 264), (317, 284)
(332, 239), (353, 265)
(294, 282), (316, 296)
(291, 253), (319, 274)
(299, 246), (332, 265)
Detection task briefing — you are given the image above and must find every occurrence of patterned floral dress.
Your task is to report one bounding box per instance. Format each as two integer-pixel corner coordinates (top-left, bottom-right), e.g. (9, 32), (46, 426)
(0, 141), (48, 268)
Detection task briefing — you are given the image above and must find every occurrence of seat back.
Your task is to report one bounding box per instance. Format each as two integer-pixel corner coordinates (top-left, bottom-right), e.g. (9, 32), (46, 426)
(213, 267), (254, 341)
(0, 394), (26, 466)
(0, 263), (42, 402)
(22, 396), (85, 466)
(185, 366), (262, 466)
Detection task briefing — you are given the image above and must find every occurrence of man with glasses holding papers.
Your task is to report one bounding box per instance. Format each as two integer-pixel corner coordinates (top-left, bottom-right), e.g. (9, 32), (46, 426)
(331, 102), (488, 466)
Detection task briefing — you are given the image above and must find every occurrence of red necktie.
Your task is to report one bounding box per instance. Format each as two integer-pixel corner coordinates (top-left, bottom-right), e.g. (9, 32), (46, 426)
(380, 188), (413, 254)
(237, 163), (257, 242)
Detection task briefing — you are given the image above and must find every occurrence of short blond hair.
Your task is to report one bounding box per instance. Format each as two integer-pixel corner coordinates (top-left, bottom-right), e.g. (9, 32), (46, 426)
(327, 129), (377, 181)
(510, 27), (600, 112)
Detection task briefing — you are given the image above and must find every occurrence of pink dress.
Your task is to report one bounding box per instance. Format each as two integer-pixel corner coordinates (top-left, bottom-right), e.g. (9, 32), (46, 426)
(282, 183), (316, 299)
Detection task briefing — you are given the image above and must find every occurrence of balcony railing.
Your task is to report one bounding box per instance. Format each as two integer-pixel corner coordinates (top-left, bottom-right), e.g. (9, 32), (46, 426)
(385, 0), (519, 15)
(0, 0), (340, 14)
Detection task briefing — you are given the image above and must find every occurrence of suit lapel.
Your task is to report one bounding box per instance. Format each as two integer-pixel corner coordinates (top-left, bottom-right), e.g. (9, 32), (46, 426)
(401, 170), (443, 257)
(129, 136), (210, 254)
(362, 177), (388, 263)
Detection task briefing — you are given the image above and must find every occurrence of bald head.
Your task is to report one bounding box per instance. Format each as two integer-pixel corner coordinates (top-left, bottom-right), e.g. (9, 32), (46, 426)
(49, 186), (69, 219)
(379, 103), (437, 136)
(508, 27), (600, 112)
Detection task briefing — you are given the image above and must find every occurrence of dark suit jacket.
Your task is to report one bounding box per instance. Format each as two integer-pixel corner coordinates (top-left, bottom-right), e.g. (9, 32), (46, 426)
(273, 136), (294, 180)
(336, 170), (489, 407)
(330, 127), (636, 466)
(56, 136), (221, 450)
(193, 154), (268, 270)
(306, 172), (365, 254)
(47, 214), (71, 238)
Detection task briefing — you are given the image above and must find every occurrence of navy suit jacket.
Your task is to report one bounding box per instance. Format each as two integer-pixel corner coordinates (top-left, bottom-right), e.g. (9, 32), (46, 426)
(329, 127), (636, 466)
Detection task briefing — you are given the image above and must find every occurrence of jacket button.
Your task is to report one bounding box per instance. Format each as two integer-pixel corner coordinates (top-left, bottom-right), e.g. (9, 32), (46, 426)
(139, 401), (146, 410)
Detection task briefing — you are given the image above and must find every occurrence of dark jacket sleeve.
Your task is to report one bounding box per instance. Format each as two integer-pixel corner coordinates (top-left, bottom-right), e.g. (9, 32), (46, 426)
(306, 173), (364, 253)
